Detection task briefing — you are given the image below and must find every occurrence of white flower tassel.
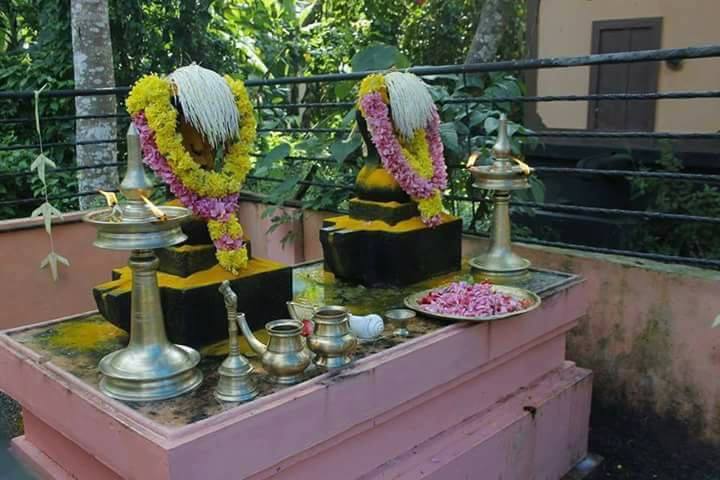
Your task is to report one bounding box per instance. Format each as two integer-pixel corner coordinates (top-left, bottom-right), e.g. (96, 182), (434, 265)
(384, 72), (435, 139)
(168, 64), (240, 149)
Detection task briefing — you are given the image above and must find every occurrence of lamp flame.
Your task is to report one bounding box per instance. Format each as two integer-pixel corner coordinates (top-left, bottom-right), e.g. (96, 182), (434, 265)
(99, 190), (118, 207)
(141, 195), (168, 221)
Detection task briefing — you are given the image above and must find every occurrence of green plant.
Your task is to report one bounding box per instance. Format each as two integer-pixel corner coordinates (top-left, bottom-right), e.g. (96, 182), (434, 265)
(630, 141), (720, 259)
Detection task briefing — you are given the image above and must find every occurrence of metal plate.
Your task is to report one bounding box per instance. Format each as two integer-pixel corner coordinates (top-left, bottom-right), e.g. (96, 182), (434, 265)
(403, 284), (541, 322)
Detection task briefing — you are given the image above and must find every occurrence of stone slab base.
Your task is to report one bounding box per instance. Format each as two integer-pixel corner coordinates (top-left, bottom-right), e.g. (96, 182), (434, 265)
(347, 198), (418, 225)
(0, 275), (589, 480)
(9, 364), (591, 480)
(320, 214), (462, 286)
(93, 257), (293, 347)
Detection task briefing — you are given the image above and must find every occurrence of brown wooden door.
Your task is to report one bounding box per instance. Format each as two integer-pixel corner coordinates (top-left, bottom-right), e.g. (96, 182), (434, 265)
(588, 18), (662, 131)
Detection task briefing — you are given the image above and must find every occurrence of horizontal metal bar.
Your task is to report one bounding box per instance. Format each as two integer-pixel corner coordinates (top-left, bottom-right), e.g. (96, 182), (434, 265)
(256, 101), (355, 110)
(449, 164), (720, 182)
(505, 236), (720, 269)
(0, 184), (166, 208)
(444, 194), (720, 224)
(512, 200), (720, 224)
(516, 131), (720, 139)
(244, 45), (720, 86)
(257, 127), (350, 134)
(2, 46), (717, 97)
(445, 90), (720, 104)
(0, 161), (126, 180)
(0, 113), (128, 125)
(0, 86), (130, 100)
(0, 138), (122, 152)
(532, 166), (720, 182)
(247, 175), (353, 190)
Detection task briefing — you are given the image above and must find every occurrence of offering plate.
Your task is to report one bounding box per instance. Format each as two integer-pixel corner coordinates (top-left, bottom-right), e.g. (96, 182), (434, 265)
(404, 284), (540, 322)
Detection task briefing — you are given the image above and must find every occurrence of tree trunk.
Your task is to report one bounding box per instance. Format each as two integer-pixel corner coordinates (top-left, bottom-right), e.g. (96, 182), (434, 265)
(70, 0), (118, 210)
(464, 0), (513, 64)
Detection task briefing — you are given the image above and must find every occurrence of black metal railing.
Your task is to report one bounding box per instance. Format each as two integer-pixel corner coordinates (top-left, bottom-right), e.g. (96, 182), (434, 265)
(1, 45), (719, 268)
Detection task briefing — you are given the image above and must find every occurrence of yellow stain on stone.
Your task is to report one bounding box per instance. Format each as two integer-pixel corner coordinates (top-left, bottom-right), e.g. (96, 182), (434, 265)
(97, 258), (288, 294)
(349, 198), (407, 209)
(356, 165), (402, 191)
(200, 329), (270, 358)
(172, 244), (214, 253)
(326, 213), (456, 233)
(47, 320), (125, 352)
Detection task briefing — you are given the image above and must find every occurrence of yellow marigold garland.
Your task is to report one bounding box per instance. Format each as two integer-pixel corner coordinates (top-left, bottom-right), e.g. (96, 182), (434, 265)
(126, 73), (256, 273)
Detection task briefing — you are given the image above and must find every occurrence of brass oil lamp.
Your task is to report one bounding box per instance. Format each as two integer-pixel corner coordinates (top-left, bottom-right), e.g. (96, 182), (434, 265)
(467, 114), (534, 283)
(83, 124), (203, 402)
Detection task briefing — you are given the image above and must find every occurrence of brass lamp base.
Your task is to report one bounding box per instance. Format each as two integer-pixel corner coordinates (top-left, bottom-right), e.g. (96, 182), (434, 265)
(99, 346), (202, 402)
(469, 254), (531, 284)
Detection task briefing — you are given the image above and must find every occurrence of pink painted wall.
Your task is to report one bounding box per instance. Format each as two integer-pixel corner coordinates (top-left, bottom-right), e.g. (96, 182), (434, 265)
(461, 236), (720, 443)
(0, 214), (126, 329)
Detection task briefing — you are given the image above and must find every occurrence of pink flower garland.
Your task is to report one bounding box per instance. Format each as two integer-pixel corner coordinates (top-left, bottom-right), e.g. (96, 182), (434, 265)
(359, 92), (447, 201)
(133, 113), (244, 253)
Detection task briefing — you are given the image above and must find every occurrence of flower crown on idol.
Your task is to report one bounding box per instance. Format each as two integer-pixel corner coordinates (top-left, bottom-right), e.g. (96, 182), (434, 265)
(357, 71), (448, 226)
(126, 64), (256, 274)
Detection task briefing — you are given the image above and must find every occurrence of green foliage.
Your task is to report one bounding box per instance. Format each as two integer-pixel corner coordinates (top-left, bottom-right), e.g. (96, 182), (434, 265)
(1, 0), (530, 224)
(0, 0), (76, 220)
(629, 141), (720, 259)
(399, 0), (526, 66)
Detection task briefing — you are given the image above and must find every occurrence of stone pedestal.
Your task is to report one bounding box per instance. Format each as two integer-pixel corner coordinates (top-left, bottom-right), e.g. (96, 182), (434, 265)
(92, 215), (293, 347)
(320, 213), (462, 287)
(0, 262), (592, 480)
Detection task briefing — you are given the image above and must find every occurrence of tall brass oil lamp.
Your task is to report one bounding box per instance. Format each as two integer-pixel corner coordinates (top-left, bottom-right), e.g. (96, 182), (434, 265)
(467, 114), (534, 283)
(83, 124), (203, 402)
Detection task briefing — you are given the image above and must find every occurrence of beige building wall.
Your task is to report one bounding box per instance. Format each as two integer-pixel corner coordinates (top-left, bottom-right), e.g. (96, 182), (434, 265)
(535, 0), (720, 132)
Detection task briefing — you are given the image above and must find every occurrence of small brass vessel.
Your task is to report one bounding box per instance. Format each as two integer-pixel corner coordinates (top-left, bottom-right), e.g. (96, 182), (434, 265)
(307, 306), (358, 369)
(467, 114), (534, 283)
(215, 282), (258, 402)
(384, 308), (415, 337)
(226, 286), (310, 385)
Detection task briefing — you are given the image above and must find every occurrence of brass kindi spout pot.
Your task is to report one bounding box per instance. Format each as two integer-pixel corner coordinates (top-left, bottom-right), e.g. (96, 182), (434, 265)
(222, 282), (311, 385)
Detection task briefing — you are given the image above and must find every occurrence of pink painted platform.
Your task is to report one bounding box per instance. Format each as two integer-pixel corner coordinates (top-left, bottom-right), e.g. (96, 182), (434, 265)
(0, 265), (591, 480)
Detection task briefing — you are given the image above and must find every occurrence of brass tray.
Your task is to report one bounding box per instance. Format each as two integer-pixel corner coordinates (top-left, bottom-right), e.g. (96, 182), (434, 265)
(403, 284), (541, 322)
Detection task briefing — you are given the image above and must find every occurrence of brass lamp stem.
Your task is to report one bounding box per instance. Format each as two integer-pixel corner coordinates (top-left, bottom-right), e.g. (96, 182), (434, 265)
(127, 249), (170, 349)
(488, 191), (512, 257)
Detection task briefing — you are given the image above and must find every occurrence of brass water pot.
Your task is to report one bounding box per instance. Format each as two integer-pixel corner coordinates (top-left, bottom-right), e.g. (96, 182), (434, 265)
(237, 314), (311, 385)
(307, 306), (358, 369)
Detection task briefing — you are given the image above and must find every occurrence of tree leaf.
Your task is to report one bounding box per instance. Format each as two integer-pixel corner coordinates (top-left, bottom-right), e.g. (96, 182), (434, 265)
(484, 116), (499, 134)
(330, 136), (361, 165)
(439, 123), (460, 153)
(55, 253), (70, 267)
(713, 314), (720, 328)
(334, 81), (355, 100)
(255, 143), (290, 175)
(351, 44), (408, 72)
(40, 252), (59, 281)
(30, 153), (55, 185)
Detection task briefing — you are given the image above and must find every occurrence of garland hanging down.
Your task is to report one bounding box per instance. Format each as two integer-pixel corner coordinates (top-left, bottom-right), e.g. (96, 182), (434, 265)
(357, 72), (448, 226)
(126, 65), (256, 274)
